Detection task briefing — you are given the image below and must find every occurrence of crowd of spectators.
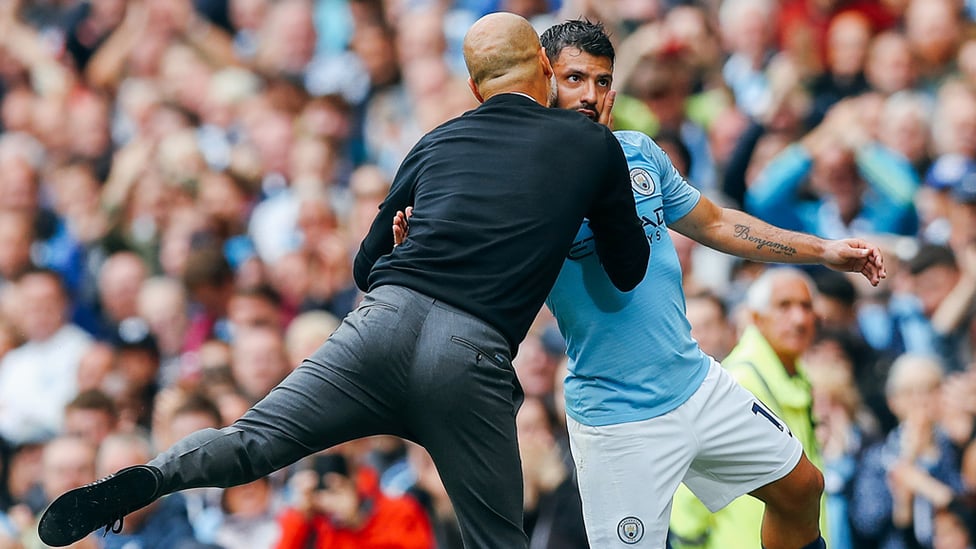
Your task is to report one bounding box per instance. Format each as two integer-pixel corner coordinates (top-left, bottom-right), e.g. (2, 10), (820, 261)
(0, 0), (976, 547)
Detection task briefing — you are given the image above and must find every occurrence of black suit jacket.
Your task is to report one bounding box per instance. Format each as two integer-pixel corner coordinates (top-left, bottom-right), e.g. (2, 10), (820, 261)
(355, 93), (648, 353)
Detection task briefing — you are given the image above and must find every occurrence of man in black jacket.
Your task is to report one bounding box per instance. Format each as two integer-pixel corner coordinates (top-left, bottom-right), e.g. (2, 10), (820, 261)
(38, 12), (648, 549)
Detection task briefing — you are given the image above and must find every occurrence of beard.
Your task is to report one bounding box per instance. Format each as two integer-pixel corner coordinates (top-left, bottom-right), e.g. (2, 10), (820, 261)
(547, 74), (558, 107)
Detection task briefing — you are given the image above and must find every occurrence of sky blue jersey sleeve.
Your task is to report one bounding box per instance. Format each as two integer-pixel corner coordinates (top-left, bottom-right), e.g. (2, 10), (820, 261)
(614, 130), (700, 223)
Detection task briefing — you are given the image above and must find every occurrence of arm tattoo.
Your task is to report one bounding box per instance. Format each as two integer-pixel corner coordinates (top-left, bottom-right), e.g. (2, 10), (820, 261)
(733, 224), (797, 257)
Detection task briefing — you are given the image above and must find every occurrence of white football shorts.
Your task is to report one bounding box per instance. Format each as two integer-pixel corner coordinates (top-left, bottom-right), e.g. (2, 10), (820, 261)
(566, 358), (803, 547)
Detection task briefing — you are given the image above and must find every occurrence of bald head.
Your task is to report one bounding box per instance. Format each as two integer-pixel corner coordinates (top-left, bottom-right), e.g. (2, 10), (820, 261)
(463, 12), (553, 103)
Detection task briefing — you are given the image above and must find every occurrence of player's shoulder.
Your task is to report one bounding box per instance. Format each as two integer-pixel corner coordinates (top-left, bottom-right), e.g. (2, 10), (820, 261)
(614, 130), (674, 167)
(612, 130), (653, 146)
(613, 129), (661, 146)
(613, 130), (668, 156)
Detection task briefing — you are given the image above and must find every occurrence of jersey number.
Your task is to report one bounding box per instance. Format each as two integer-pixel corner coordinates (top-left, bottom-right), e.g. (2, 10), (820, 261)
(751, 401), (788, 435)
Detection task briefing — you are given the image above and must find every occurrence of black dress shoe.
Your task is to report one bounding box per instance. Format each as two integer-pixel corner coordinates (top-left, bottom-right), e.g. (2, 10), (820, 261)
(38, 464), (163, 547)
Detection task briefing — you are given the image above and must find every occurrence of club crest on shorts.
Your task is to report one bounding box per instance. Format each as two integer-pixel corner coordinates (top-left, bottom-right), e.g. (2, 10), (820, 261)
(630, 168), (655, 196)
(617, 516), (644, 544)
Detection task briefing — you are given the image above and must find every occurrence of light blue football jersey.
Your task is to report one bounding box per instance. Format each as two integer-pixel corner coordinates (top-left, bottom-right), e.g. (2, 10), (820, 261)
(546, 130), (712, 427)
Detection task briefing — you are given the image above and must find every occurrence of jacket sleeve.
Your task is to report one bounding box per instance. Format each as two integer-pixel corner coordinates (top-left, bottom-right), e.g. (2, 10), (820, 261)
(849, 443), (893, 540)
(274, 508), (316, 549)
(585, 129), (649, 292)
(854, 143), (918, 206)
(358, 496), (434, 549)
(721, 119), (766, 208)
(744, 143), (814, 231)
(353, 145), (422, 291)
(854, 143), (920, 235)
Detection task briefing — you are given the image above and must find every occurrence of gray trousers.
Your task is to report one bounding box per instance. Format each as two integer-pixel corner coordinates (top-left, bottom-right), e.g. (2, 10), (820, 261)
(148, 285), (528, 548)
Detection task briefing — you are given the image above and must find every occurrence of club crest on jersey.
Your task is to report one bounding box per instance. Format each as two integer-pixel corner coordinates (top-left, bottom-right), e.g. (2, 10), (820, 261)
(630, 168), (655, 196)
(617, 516), (644, 544)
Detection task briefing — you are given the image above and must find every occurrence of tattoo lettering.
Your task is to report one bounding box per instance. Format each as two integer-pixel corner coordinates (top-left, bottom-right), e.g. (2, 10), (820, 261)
(733, 225), (797, 256)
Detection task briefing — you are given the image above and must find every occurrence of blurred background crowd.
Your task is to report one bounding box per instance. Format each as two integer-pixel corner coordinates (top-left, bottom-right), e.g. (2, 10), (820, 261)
(0, 0), (975, 547)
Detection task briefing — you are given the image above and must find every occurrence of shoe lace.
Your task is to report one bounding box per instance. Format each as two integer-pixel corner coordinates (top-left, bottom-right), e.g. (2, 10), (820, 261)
(88, 472), (125, 537)
(103, 517), (124, 537)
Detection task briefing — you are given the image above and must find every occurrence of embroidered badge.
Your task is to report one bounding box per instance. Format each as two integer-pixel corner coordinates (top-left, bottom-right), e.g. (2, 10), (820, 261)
(617, 516), (644, 544)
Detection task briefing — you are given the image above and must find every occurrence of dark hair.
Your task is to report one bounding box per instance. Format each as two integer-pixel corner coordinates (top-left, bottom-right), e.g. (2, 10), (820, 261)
(172, 392), (223, 427)
(653, 130), (693, 177)
(908, 244), (957, 275)
(233, 284), (283, 308)
(540, 19), (615, 66)
(111, 317), (160, 358)
(812, 327), (861, 364)
(686, 289), (729, 318)
(813, 270), (857, 306)
(182, 244), (234, 290)
(66, 389), (119, 418)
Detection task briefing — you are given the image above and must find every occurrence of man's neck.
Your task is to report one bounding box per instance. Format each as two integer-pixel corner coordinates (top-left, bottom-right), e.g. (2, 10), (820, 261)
(505, 91), (538, 103)
(485, 90), (540, 104)
(777, 353), (799, 376)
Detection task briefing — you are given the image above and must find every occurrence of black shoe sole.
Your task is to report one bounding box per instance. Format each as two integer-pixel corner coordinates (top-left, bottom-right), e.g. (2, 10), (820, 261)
(38, 465), (160, 547)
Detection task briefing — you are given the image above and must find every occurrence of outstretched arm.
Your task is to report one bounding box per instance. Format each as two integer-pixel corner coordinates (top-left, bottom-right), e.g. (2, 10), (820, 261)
(670, 195), (886, 286)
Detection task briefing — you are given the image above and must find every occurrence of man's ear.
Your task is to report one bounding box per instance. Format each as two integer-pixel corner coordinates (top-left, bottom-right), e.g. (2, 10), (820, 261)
(539, 47), (553, 78)
(886, 394), (902, 420)
(467, 77), (485, 103)
(749, 309), (762, 327)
